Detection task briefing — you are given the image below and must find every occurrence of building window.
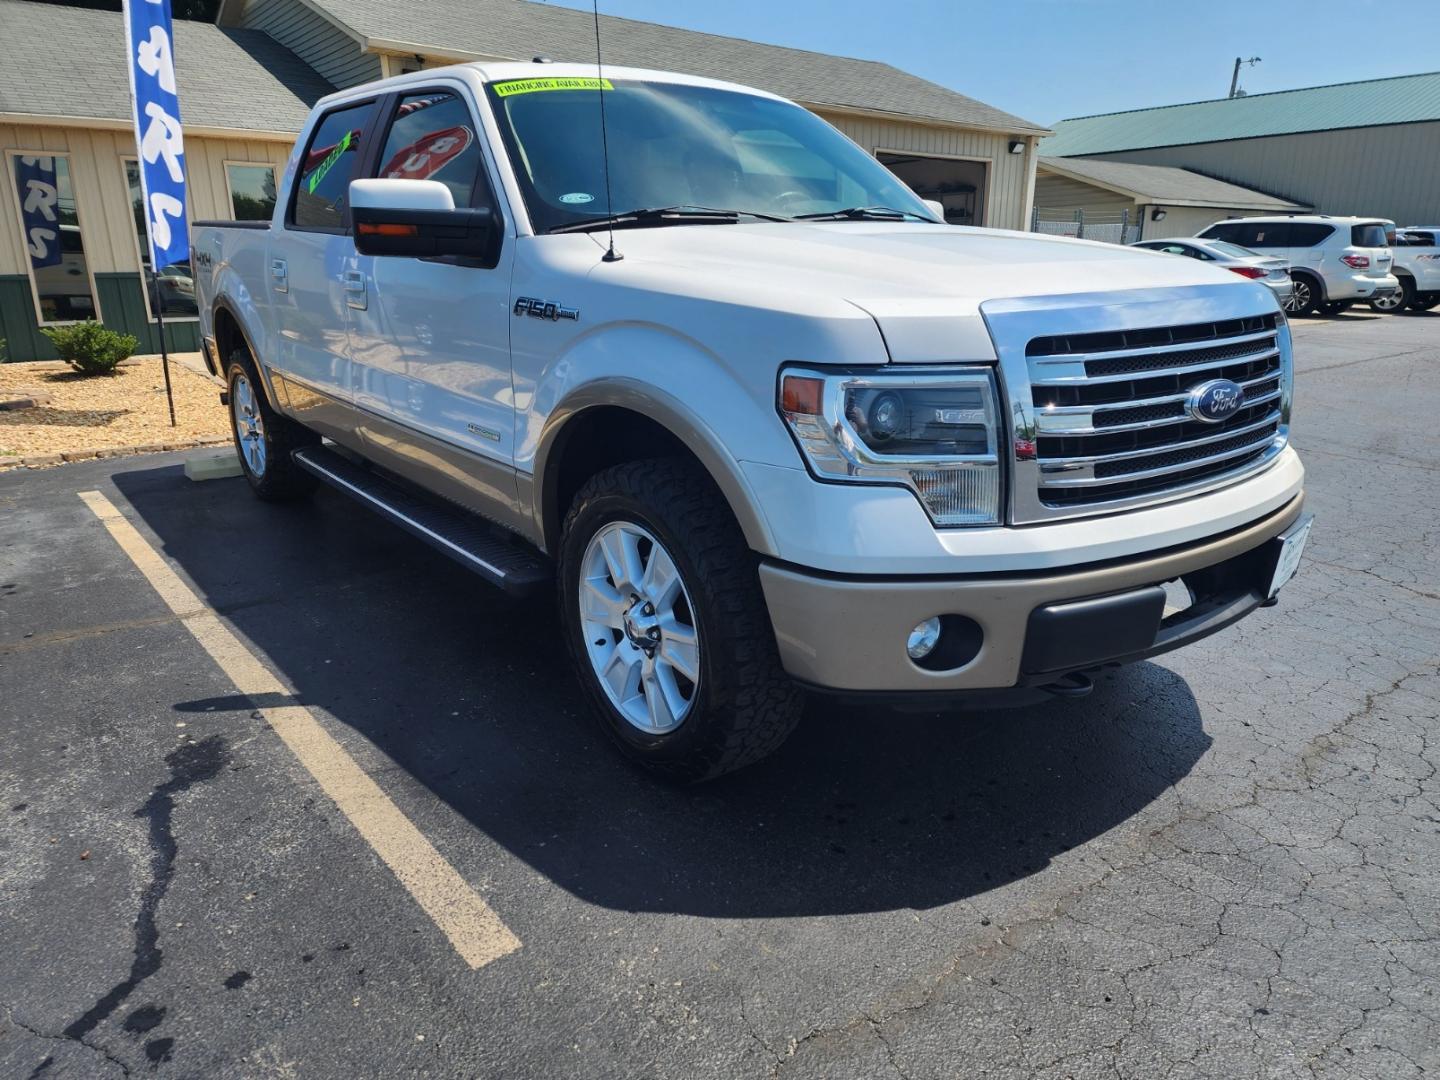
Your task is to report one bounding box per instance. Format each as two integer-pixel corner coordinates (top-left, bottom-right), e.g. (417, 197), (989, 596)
(7, 152), (100, 325)
(124, 158), (198, 320)
(225, 163), (278, 221)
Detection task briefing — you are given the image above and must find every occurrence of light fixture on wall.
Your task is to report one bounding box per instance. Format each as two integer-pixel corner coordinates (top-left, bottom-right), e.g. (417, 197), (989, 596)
(1151, 208), (1168, 222)
(1008, 140), (1025, 155)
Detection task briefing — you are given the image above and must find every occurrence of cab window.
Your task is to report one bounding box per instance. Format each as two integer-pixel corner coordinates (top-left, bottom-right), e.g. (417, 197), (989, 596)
(374, 91), (488, 208)
(291, 100), (378, 231)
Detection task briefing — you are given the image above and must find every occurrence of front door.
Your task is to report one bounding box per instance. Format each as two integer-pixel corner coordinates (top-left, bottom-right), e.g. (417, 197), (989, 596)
(345, 86), (521, 522)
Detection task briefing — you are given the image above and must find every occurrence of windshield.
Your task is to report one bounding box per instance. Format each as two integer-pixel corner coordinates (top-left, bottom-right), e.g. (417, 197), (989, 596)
(484, 77), (932, 233)
(1204, 239), (1262, 259)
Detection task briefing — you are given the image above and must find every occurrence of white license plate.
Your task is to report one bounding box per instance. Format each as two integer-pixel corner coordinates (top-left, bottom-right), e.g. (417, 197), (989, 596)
(1268, 514), (1314, 598)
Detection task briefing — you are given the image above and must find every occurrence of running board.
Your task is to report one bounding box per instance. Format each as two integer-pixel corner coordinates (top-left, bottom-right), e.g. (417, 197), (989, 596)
(292, 445), (552, 597)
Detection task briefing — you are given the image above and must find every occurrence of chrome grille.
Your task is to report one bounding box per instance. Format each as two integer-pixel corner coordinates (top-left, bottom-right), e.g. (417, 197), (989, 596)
(980, 285), (1294, 525)
(1029, 314), (1284, 510)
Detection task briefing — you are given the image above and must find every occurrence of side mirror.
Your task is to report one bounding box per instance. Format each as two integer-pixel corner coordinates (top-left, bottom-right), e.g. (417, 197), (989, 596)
(923, 199), (947, 223)
(349, 178), (494, 259)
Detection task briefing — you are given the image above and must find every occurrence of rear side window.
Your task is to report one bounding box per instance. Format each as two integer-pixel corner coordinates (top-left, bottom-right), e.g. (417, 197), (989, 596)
(292, 100), (377, 231)
(1288, 223), (1334, 247)
(1208, 222), (1292, 248)
(1350, 223), (1388, 247)
(375, 91), (487, 207)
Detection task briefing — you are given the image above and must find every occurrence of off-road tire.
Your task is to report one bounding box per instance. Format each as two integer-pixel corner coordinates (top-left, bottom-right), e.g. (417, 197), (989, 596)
(559, 458), (803, 782)
(225, 347), (319, 502)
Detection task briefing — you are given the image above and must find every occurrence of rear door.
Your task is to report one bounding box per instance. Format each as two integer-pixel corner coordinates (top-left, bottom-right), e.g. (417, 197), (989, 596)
(271, 97), (380, 425)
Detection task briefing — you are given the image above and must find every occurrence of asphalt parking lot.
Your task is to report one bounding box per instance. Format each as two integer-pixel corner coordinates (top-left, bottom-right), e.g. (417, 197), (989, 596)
(2, 308), (1437, 1080)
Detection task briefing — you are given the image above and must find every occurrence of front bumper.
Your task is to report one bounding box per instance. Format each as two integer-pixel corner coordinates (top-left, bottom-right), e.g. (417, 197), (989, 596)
(760, 493), (1305, 693)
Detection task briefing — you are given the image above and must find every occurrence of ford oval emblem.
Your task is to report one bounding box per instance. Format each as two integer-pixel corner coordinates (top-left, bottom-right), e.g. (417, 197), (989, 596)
(1185, 378), (1244, 423)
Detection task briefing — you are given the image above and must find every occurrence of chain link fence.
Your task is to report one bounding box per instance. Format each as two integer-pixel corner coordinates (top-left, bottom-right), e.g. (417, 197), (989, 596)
(1031, 208), (1140, 246)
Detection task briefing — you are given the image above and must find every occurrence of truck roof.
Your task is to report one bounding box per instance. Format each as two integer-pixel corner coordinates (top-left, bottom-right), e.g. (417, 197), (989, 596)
(323, 61), (789, 111)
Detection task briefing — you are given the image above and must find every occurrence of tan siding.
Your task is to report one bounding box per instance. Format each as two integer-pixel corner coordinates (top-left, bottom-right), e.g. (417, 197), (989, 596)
(240, 0), (379, 89)
(1094, 121), (1440, 226)
(0, 122), (291, 276)
(1033, 172), (1135, 215)
(1143, 206), (1233, 240)
(817, 111), (1032, 231)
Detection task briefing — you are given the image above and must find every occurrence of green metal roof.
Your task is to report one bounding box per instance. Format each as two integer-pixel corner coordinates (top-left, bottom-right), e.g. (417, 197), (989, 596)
(1043, 70), (1440, 156)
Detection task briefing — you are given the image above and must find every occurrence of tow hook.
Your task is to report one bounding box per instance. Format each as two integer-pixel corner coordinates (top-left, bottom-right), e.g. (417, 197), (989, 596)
(219, 390), (230, 406)
(1039, 671), (1094, 699)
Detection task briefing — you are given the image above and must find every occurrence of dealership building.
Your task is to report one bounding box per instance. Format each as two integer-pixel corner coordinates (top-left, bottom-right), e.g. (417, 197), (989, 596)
(1040, 71), (1440, 237)
(0, 0), (1048, 361)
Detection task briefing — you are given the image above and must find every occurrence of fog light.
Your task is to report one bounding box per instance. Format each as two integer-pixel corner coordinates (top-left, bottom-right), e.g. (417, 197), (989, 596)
(906, 617), (942, 660)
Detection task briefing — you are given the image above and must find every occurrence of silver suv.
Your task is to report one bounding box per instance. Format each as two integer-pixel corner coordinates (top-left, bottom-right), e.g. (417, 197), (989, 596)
(1198, 216), (1399, 316)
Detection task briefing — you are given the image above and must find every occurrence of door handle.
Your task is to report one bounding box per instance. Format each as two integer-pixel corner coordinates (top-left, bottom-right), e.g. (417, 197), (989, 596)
(270, 258), (288, 293)
(343, 269), (367, 310)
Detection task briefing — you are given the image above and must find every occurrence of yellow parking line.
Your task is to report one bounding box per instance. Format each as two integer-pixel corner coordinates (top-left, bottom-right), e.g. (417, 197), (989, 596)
(78, 489), (521, 970)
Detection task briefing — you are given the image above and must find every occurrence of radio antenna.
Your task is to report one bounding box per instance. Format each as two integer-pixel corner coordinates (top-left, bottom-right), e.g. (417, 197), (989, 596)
(592, 0), (622, 261)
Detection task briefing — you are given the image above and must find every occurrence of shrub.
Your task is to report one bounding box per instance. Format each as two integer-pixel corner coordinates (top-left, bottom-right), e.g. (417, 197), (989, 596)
(40, 321), (140, 376)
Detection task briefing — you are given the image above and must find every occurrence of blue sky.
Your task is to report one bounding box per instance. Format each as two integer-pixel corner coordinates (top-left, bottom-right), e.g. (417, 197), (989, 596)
(549, 1), (1440, 126)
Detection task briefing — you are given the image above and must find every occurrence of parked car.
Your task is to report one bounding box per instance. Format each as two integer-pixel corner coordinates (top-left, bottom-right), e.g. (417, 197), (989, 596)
(1131, 237), (1292, 304)
(1197, 216), (1398, 316)
(1372, 226), (1440, 312)
(192, 63), (1310, 780)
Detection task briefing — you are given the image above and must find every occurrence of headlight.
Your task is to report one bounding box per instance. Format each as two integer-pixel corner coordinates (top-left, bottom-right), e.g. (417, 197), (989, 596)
(779, 367), (1003, 526)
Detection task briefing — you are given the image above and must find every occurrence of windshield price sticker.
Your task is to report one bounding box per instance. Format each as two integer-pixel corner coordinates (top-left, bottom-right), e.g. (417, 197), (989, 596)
(492, 77), (614, 97)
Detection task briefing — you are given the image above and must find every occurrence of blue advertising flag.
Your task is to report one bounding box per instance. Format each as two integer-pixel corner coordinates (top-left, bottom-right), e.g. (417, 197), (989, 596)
(14, 155), (63, 270)
(123, 0), (188, 273)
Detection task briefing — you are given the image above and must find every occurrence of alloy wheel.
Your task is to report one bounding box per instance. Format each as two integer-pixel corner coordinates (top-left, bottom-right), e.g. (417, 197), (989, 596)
(1284, 279), (1310, 313)
(231, 372), (267, 477)
(578, 521), (700, 735)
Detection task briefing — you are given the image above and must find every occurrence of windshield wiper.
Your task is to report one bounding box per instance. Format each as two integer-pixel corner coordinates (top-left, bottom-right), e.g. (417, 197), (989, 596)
(549, 205), (788, 234)
(793, 206), (934, 222)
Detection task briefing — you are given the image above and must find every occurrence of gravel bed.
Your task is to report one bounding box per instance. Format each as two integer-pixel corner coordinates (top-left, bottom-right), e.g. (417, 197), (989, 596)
(0, 355), (230, 469)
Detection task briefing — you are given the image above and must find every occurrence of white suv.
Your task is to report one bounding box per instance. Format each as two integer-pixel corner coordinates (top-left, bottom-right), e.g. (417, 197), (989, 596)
(1199, 216), (1399, 316)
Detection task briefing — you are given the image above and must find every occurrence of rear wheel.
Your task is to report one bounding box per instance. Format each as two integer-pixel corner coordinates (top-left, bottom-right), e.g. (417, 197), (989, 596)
(559, 458), (802, 782)
(225, 348), (318, 501)
(1370, 277), (1414, 312)
(1283, 274), (1319, 316)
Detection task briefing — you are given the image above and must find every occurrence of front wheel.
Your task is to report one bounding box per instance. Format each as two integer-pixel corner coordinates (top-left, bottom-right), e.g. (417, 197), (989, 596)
(1370, 278), (1414, 313)
(559, 459), (802, 782)
(1410, 294), (1440, 311)
(1283, 274), (1318, 316)
(1318, 300), (1352, 315)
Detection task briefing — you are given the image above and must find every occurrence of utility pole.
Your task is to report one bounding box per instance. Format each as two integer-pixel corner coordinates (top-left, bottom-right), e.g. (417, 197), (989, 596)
(1229, 56), (1262, 98)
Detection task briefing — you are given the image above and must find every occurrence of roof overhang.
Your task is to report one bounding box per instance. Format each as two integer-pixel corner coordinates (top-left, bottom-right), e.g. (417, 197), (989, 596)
(1036, 158), (1305, 211)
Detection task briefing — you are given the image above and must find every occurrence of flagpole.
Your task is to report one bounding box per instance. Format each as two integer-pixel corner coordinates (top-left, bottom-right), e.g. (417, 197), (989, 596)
(155, 283), (176, 426)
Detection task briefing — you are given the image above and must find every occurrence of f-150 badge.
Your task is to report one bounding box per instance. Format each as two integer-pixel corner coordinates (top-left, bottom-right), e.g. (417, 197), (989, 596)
(514, 297), (579, 321)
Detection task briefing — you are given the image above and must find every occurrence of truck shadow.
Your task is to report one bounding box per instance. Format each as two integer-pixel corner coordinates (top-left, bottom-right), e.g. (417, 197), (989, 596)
(114, 464), (1210, 918)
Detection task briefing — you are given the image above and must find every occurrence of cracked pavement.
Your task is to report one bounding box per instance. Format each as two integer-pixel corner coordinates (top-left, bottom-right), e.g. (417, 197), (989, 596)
(1, 309), (1436, 1078)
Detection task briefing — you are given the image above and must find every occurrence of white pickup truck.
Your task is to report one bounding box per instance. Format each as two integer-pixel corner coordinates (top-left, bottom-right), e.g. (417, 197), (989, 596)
(193, 62), (1310, 780)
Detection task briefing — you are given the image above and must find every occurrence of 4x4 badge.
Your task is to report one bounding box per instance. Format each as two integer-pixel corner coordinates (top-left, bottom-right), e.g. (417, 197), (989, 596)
(514, 297), (579, 322)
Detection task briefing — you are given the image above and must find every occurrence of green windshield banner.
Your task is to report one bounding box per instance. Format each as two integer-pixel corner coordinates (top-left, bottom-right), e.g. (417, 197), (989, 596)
(492, 77), (614, 97)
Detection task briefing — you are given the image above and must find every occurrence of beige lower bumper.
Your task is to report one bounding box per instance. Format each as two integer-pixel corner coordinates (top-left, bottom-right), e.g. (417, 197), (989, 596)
(759, 494), (1304, 693)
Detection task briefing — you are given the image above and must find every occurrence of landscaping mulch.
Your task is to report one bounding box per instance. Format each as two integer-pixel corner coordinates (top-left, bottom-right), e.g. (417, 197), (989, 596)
(0, 355), (231, 470)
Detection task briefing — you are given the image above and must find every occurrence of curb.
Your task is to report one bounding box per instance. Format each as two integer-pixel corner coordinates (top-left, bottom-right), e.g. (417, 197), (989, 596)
(0, 436), (232, 472)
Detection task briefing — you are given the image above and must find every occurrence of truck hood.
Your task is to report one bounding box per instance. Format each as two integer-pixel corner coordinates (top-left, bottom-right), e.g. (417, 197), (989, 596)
(597, 222), (1260, 362)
